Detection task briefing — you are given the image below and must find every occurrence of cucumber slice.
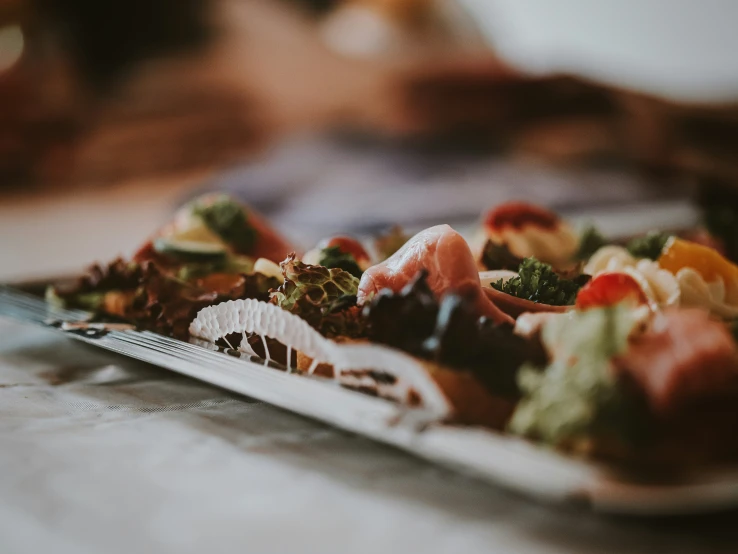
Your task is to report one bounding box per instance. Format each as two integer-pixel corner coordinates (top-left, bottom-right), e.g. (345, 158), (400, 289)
(153, 238), (228, 262)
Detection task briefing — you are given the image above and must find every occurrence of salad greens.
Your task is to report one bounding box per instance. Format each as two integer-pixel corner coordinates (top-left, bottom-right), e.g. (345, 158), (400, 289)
(491, 258), (589, 306)
(192, 195), (256, 253)
(480, 240), (523, 271)
(626, 231), (671, 260)
(575, 225), (608, 261)
(317, 245), (363, 278)
(271, 255), (363, 337)
(508, 305), (644, 448)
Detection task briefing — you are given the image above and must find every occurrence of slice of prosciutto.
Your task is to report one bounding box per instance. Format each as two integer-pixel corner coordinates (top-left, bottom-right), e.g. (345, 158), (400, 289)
(358, 224), (513, 324)
(614, 309), (738, 416)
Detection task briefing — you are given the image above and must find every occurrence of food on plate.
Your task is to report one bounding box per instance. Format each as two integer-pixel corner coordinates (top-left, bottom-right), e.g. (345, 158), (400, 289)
(659, 238), (738, 303)
(374, 225), (410, 262)
(476, 202), (579, 270)
(574, 225), (609, 261)
(575, 272), (651, 311)
(135, 193), (296, 275)
(270, 254), (364, 338)
(46, 196), (738, 469)
(489, 258), (589, 307)
(48, 194), (291, 338)
(302, 236), (371, 278)
(509, 305), (738, 465)
(358, 224), (513, 324)
(625, 231), (672, 261)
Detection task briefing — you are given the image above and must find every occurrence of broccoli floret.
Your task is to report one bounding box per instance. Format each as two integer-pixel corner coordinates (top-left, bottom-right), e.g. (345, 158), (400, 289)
(575, 225), (608, 260)
(626, 231), (671, 260)
(317, 246), (363, 278)
(193, 196), (256, 253)
(492, 258), (588, 306)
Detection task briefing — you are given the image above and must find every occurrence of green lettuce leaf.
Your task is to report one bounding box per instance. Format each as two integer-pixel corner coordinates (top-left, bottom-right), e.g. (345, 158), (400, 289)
(317, 245), (363, 278)
(508, 305), (644, 447)
(271, 255), (362, 337)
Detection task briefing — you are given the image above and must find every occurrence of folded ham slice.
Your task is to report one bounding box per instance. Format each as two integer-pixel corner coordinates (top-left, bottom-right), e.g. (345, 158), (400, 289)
(358, 225), (513, 324)
(614, 309), (738, 416)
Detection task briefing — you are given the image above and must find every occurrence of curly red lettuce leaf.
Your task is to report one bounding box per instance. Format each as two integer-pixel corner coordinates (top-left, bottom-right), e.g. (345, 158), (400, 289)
(49, 258), (279, 339)
(47, 258), (144, 311)
(130, 265), (280, 339)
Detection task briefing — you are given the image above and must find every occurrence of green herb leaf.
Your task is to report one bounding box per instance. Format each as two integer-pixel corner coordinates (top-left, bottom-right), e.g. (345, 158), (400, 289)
(192, 195), (257, 253)
(491, 258), (588, 306)
(317, 245), (363, 278)
(626, 231), (671, 260)
(575, 225), (608, 261)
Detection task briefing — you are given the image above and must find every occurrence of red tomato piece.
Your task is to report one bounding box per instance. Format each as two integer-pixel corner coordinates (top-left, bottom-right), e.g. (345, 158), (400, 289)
(320, 236), (370, 263)
(575, 272), (649, 310)
(484, 202), (559, 233)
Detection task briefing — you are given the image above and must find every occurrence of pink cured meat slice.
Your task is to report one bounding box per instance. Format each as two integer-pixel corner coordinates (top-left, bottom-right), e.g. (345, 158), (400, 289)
(614, 309), (738, 416)
(358, 224), (513, 324)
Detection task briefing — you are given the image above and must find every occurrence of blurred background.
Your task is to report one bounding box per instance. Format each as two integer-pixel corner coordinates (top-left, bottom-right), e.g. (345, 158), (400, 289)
(1, 0), (737, 278)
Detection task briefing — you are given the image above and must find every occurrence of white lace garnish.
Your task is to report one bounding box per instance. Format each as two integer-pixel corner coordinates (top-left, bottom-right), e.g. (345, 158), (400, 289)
(189, 299), (451, 419)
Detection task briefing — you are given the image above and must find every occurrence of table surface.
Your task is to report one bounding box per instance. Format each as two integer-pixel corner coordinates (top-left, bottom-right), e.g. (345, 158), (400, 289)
(1, 182), (738, 554)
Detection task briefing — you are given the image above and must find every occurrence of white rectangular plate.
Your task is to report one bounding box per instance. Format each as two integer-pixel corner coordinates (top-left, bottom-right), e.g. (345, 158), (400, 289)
(3, 284), (738, 516)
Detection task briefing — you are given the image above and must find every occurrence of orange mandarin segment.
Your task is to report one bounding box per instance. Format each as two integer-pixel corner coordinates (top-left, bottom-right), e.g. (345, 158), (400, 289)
(658, 238), (738, 301)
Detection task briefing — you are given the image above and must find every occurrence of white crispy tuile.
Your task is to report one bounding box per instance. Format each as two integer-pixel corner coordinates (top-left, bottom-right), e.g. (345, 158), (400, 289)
(190, 298), (334, 362)
(331, 342), (450, 417)
(190, 299), (451, 418)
